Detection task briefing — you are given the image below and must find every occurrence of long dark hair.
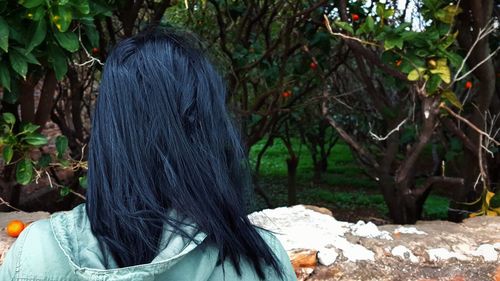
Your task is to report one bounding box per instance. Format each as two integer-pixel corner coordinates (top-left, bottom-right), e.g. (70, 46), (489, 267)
(85, 29), (284, 279)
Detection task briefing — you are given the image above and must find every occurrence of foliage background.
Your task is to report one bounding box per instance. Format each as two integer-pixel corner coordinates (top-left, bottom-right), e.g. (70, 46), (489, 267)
(0, 0), (498, 224)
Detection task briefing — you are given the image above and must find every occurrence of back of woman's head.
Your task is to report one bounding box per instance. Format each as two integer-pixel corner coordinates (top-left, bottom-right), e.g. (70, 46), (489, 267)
(86, 29), (284, 279)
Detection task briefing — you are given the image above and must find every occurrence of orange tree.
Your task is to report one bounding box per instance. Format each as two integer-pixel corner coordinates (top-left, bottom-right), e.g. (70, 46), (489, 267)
(0, 0), (339, 211)
(0, 0), (110, 210)
(0, 0), (174, 210)
(321, 0), (499, 223)
(167, 0), (347, 207)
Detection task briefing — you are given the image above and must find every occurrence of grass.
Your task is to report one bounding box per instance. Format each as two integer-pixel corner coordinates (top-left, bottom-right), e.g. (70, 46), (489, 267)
(249, 138), (450, 221)
(249, 139), (374, 189)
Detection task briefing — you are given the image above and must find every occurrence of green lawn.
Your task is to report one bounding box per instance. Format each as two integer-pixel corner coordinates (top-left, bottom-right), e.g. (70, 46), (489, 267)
(249, 138), (451, 221)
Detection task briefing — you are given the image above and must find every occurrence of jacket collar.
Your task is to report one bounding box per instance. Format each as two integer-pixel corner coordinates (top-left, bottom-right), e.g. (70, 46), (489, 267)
(50, 204), (207, 281)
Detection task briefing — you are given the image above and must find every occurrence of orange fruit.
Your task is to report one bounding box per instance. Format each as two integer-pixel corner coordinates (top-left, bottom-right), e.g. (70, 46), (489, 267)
(6, 220), (25, 238)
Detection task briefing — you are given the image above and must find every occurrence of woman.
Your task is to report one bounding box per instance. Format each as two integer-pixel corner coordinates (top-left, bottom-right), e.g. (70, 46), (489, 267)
(0, 29), (296, 280)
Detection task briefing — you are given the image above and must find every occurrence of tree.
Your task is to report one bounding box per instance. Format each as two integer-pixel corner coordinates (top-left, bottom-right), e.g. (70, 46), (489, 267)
(321, 0), (498, 223)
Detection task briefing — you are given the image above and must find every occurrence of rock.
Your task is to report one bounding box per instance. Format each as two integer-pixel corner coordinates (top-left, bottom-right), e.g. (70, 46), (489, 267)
(289, 249), (317, 280)
(317, 247), (338, 266)
(394, 226), (427, 235)
(336, 239), (375, 262)
(351, 221), (392, 240)
(249, 206), (500, 280)
(391, 245), (419, 263)
(248, 205), (351, 251)
(289, 249), (318, 268)
(426, 248), (469, 262)
(495, 266), (500, 281)
(472, 244), (498, 262)
(295, 267), (314, 281)
(302, 205), (333, 216)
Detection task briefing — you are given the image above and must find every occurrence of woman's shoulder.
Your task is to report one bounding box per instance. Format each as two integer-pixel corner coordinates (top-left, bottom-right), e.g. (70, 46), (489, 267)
(254, 227), (297, 280)
(0, 217), (74, 280)
(254, 227), (288, 255)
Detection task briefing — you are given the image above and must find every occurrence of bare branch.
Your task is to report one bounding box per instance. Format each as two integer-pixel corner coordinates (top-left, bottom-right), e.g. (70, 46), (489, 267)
(369, 118), (407, 141)
(440, 103), (500, 146)
(453, 19), (497, 82)
(0, 197), (24, 212)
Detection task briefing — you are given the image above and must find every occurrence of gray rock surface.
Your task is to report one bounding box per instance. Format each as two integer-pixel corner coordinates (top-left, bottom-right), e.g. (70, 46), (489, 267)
(249, 205), (500, 281)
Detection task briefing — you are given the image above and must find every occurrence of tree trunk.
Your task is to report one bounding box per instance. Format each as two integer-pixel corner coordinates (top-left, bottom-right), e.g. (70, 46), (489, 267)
(286, 154), (299, 206)
(312, 156), (328, 183)
(449, 0), (496, 222)
(380, 176), (422, 224)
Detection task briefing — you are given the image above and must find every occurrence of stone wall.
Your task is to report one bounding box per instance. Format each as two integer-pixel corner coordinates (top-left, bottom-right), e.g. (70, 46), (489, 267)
(249, 205), (500, 281)
(1, 206), (500, 281)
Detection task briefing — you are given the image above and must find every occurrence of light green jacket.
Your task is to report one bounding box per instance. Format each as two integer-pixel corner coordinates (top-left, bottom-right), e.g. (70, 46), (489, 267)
(0, 204), (296, 280)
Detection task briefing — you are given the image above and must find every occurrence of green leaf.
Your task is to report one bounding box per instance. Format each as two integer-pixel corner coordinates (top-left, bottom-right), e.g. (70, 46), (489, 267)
(54, 30), (79, 52)
(26, 18), (47, 53)
(384, 36), (404, 50)
(79, 176), (88, 189)
(22, 51), (39, 65)
(83, 22), (99, 47)
(71, 1), (90, 14)
(426, 74), (441, 94)
(11, 47), (40, 65)
(3, 135), (16, 145)
(2, 83), (19, 104)
(52, 5), (73, 32)
(440, 49), (463, 68)
(334, 20), (353, 34)
(400, 30), (418, 42)
(0, 17), (8, 52)
(19, 0), (45, 8)
(439, 32), (457, 50)
(365, 15), (374, 32)
(376, 3), (385, 18)
(20, 122), (40, 134)
(37, 153), (51, 168)
(0, 62), (10, 91)
(416, 49), (430, 57)
(442, 90), (462, 110)
(3, 145), (13, 164)
(55, 135), (68, 158)
(59, 186), (70, 197)
(15, 158), (33, 185)
(48, 44), (67, 80)
(8, 49), (28, 78)
(88, 1), (113, 16)
(22, 134), (48, 146)
(384, 9), (395, 18)
(2, 112), (15, 124)
(28, 6), (46, 21)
